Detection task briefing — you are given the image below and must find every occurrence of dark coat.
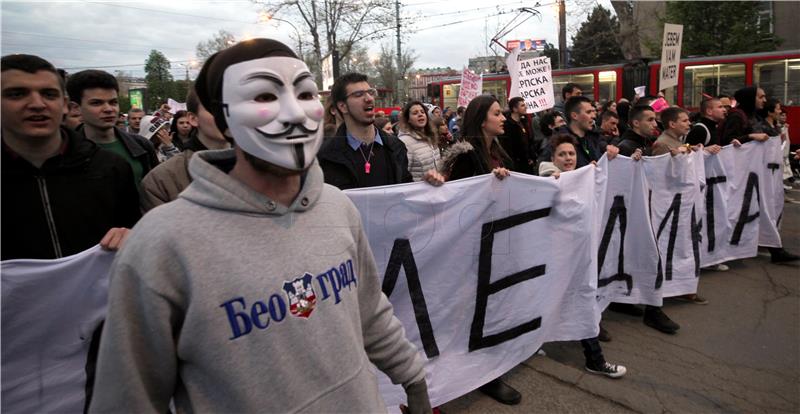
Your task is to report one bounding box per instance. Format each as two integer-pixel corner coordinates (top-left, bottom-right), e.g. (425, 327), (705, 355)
(76, 125), (159, 176)
(615, 128), (654, 157)
(318, 124), (412, 190)
(441, 140), (515, 181)
(498, 116), (533, 174)
(685, 116), (720, 146)
(2, 127), (142, 260)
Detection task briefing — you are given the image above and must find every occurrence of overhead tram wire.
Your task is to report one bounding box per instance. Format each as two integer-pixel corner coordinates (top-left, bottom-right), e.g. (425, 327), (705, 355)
(1, 31), (189, 52)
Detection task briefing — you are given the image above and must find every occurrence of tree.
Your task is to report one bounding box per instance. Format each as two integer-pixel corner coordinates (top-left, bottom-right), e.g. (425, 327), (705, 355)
(373, 43), (417, 104)
(144, 50), (174, 112)
(651, 1), (781, 57)
(196, 30), (236, 63)
(570, 5), (624, 67)
(610, 1), (643, 60)
(338, 44), (377, 79)
(540, 42), (560, 66)
(256, 0), (395, 83)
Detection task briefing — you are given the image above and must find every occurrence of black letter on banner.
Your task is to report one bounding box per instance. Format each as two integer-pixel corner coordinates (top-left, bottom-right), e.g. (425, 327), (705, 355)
(382, 239), (439, 358)
(731, 173), (760, 245)
(705, 176), (727, 252)
(655, 194), (681, 289)
(469, 208), (550, 352)
(597, 196), (633, 294)
(691, 205), (702, 277)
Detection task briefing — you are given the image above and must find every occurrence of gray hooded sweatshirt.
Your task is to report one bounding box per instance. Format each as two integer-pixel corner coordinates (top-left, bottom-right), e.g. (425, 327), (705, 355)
(90, 149), (425, 413)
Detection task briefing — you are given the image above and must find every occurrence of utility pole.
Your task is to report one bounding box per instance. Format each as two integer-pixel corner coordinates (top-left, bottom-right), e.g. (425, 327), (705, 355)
(558, 0), (567, 69)
(395, 0), (403, 104)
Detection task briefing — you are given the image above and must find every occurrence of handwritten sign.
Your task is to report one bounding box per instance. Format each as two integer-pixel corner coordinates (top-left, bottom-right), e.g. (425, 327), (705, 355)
(507, 48), (554, 113)
(659, 23), (683, 92)
(457, 67), (482, 108)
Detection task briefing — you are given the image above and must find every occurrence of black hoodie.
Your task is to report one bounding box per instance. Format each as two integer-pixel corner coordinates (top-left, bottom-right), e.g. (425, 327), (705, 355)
(719, 86), (762, 146)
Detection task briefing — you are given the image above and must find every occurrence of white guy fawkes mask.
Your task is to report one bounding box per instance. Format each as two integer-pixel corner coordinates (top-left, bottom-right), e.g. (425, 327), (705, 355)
(221, 56), (324, 170)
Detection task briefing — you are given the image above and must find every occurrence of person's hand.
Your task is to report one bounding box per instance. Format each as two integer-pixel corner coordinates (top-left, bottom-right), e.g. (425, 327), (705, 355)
(794, 149), (800, 160)
(422, 169), (445, 186)
(705, 144), (721, 154)
(669, 146), (688, 156)
(749, 133), (769, 142)
(606, 144), (619, 160)
(691, 144), (704, 152)
(492, 167), (510, 179)
(156, 129), (172, 146)
(400, 380), (432, 414)
(100, 228), (130, 251)
(631, 148), (643, 161)
(732, 139), (742, 147)
(552, 171), (561, 179)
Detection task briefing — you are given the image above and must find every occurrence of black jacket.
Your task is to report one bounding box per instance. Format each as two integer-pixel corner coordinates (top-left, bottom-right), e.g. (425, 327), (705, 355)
(538, 126), (607, 168)
(616, 128), (654, 157)
(2, 127), (142, 260)
(685, 117), (719, 146)
(318, 124), (412, 190)
(76, 125), (159, 177)
(498, 116), (533, 174)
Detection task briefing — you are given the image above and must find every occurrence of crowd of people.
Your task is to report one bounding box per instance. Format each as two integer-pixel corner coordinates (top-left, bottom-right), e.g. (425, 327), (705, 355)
(2, 37), (799, 413)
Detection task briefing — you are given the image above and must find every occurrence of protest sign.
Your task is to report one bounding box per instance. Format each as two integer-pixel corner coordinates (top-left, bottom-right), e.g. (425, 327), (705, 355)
(507, 49), (554, 113)
(457, 67), (482, 108)
(659, 23), (683, 91)
(166, 98), (187, 114)
(321, 54), (334, 91)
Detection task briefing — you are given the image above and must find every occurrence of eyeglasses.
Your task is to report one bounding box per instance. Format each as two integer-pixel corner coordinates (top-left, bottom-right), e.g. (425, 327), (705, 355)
(346, 88), (377, 99)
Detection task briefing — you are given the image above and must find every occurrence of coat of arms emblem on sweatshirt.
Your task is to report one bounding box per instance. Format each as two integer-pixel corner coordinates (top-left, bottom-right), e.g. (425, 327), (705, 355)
(283, 273), (317, 318)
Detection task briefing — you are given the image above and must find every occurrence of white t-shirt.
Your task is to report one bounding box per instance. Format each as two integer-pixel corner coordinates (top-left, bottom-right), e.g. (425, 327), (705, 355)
(2, 246), (115, 413)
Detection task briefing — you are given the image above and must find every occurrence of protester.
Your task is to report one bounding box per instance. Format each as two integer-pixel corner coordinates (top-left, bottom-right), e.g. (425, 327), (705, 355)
(498, 97), (534, 174)
(138, 114), (179, 163)
(652, 107), (692, 156)
(431, 115), (454, 152)
(717, 94), (733, 113)
(140, 86), (231, 212)
(553, 82), (582, 114)
(614, 105), (656, 157)
(1, 54), (140, 260)
(759, 98), (782, 137)
(538, 96), (619, 167)
(616, 100), (631, 135)
(398, 100), (442, 181)
(602, 100), (617, 115)
(374, 117), (395, 136)
(599, 110), (620, 141)
(319, 73), (443, 189)
(66, 69), (157, 186)
(686, 98), (727, 146)
(127, 107), (144, 134)
(90, 39), (432, 414)
(439, 94), (522, 404)
(170, 109), (197, 149)
(62, 101), (83, 130)
(449, 105), (465, 136)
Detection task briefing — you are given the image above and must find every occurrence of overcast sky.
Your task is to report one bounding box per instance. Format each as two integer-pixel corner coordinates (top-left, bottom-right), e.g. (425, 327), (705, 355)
(1, 0), (611, 78)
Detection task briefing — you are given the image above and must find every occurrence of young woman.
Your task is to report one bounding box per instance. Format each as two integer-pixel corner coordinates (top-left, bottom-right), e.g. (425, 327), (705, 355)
(538, 134), (578, 177)
(170, 110), (197, 150)
(398, 100), (442, 181)
(441, 95), (513, 181)
(431, 115), (454, 153)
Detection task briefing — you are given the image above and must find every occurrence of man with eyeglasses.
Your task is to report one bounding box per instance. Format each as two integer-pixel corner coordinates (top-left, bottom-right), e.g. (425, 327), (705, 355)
(319, 72), (444, 190)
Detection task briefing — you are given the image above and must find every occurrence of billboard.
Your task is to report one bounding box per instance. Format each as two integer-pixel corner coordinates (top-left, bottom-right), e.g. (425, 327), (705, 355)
(506, 39), (546, 51)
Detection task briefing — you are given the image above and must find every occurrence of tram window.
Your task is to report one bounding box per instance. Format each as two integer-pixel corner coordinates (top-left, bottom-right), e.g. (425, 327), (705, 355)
(755, 59), (800, 105)
(598, 71), (617, 103)
(443, 84), (460, 109)
(682, 63), (745, 108)
(482, 80), (508, 106)
(553, 74), (594, 103)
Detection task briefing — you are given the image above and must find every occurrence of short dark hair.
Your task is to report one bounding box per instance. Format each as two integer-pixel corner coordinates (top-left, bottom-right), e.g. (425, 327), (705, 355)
(549, 133), (579, 154)
(629, 105), (655, 123)
(66, 69), (118, 104)
(699, 98), (718, 116)
(661, 106), (688, 127)
(564, 95), (592, 123)
(601, 111), (619, 122)
(456, 106), (466, 116)
(331, 72), (368, 108)
(561, 82), (581, 100)
(539, 111), (564, 137)
(1, 54), (65, 92)
(638, 95), (658, 107)
(508, 97), (525, 111)
(764, 98), (781, 114)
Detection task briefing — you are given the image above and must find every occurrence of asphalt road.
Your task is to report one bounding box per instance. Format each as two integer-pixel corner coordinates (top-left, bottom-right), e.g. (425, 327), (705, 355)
(443, 189), (800, 414)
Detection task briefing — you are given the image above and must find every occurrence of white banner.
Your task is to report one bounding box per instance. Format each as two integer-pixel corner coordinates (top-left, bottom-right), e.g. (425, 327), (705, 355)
(1, 140), (785, 411)
(457, 67), (482, 108)
(759, 137), (784, 247)
(166, 98), (187, 114)
(659, 23), (683, 91)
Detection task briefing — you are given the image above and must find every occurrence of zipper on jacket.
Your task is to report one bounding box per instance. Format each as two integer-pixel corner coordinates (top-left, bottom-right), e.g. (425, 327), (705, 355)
(36, 176), (63, 258)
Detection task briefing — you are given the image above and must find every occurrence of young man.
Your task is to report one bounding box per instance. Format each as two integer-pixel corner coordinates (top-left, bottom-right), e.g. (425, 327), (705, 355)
(553, 82), (582, 114)
(66, 70), (157, 185)
(498, 96), (534, 174)
(1, 54), (139, 260)
(615, 105), (657, 157)
(90, 39), (431, 414)
(318, 72), (443, 190)
(600, 110), (620, 141)
(140, 86), (231, 211)
(652, 107), (692, 156)
(126, 107), (144, 135)
(686, 98), (727, 146)
(539, 96), (619, 167)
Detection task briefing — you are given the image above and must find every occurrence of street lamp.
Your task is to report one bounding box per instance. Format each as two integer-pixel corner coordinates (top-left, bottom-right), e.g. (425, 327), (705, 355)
(259, 12), (303, 57)
(179, 60), (198, 81)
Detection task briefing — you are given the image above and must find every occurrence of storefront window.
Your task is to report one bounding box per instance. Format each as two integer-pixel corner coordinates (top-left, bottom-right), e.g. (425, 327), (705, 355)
(682, 63), (745, 108)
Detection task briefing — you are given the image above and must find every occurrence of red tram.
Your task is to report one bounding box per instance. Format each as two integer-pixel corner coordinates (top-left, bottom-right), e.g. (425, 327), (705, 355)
(427, 50), (800, 144)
